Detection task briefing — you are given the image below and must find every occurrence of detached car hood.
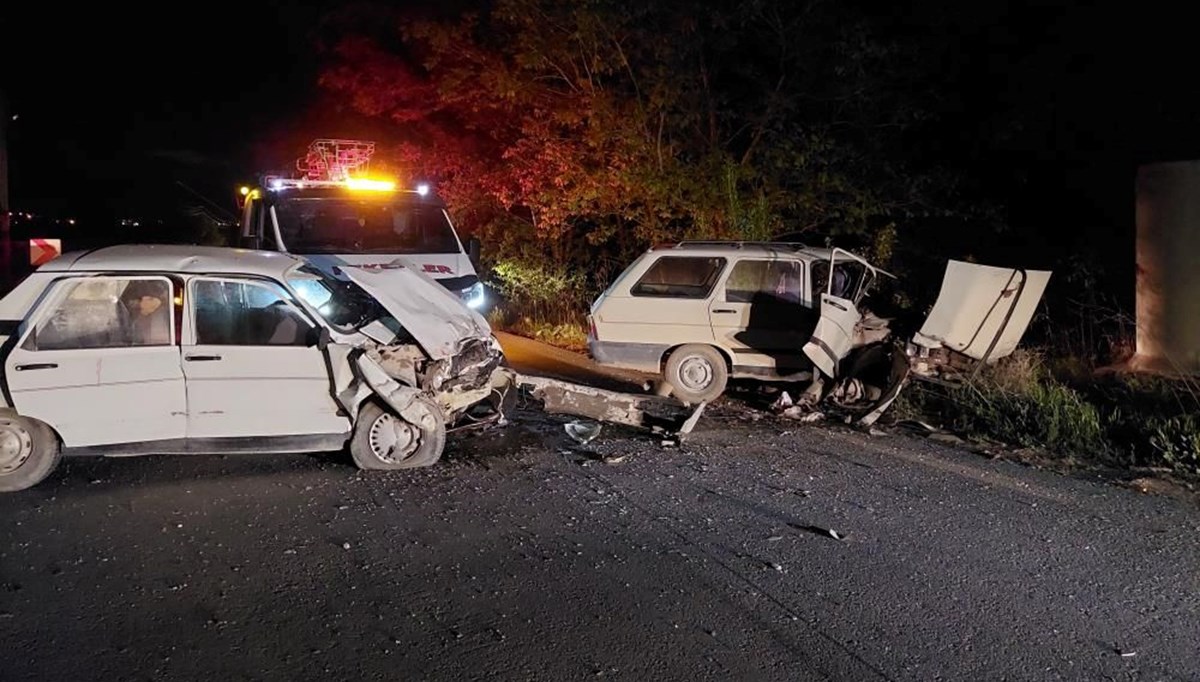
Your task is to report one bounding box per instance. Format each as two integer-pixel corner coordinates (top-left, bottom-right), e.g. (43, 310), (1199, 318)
(343, 265), (494, 360)
(913, 260), (1052, 361)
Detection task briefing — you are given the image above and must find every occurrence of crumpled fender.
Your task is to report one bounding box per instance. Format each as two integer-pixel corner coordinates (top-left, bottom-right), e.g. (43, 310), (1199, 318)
(353, 351), (442, 425)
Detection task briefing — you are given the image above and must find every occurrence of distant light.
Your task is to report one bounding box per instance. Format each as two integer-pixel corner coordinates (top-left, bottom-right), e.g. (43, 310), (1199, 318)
(10, 114), (17, 121)
(295, 181), (306, 189)
(345, 178), (396, 192)
(416, 183), (430, 196)
(270, 179), (283, 190)
(68, 219), (75, 225)
(239, 186), (250, 196)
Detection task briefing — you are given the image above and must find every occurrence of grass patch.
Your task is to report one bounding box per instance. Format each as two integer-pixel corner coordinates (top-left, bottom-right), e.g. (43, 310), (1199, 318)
(487, 308), (589, 351)
(900, 350), (1200, 479)
(507, 317), (589, 352)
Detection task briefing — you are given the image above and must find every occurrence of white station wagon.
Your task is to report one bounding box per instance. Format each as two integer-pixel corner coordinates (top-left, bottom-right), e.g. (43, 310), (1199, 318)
(587, 241), (889, 403)
(0, 245), (508, 492)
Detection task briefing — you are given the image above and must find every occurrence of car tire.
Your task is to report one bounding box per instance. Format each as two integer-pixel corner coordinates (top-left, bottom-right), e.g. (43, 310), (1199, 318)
(664, 344), (728, 405)
(350, 400), (446, 471)
(0, 414), (62, 493)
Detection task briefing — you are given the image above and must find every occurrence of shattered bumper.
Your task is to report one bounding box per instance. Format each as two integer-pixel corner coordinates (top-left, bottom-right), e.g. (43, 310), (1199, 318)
(367, 335), (512, 421)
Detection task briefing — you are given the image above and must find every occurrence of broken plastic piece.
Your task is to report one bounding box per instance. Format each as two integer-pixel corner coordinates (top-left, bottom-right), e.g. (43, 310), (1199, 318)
(677, 402), (707, 438)
(564, 421), (602, 445)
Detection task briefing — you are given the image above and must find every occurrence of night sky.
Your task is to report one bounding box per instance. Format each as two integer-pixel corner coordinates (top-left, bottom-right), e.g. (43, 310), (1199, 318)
(2, 0), (1196, 287)
(2, 1), (338, 221)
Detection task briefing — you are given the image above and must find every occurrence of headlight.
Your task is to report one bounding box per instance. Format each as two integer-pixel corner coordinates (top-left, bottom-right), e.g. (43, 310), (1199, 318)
(462, 282), (486, 309)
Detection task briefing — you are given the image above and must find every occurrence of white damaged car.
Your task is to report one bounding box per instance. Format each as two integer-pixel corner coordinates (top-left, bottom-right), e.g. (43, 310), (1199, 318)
(0, 245), (510, 491)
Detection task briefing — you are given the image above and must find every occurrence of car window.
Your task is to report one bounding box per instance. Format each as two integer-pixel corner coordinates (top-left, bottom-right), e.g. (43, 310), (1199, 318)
(631, 256), (726, 298)
(286, 266), (390, 333)
(23, 277), (174, 351)
(818, 259), (870, 303)
(192, 279), (313, 346)
(724, 260), (808, 305)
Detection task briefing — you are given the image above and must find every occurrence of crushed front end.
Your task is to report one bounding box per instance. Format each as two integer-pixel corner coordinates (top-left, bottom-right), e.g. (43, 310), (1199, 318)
(367, 335), (513, 423)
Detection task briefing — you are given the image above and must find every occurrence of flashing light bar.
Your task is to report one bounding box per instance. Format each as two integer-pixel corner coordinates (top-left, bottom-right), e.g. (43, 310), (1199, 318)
(345, 178), (397, 192)
(265, 178), (399, 192)
(261, 178), (439, 195)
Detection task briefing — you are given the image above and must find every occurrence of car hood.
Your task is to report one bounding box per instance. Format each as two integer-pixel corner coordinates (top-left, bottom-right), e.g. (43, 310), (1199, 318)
(912, 260), (1052, 361)
(342, 265), (494, 360)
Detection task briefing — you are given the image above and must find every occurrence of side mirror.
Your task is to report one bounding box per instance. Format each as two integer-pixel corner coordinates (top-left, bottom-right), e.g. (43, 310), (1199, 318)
(466, 236), (481, 268)
(308, 326), (332, 350)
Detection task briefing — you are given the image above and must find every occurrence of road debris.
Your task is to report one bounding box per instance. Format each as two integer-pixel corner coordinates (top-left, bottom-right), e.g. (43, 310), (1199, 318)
(781, 406), (824, 422)
(790, 523), (846, 540)
(521, 374), (706, 442)
(772, 392), (795, 410)
(565, 421), (603, 445)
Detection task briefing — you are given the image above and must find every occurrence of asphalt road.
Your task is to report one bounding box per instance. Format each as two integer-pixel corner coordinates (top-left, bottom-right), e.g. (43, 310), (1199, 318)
(1, 340), (1199, 680)
(495, 331), (650, 391)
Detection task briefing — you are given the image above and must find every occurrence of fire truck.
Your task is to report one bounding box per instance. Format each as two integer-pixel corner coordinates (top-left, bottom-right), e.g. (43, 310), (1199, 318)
(236, 139), (485, 308)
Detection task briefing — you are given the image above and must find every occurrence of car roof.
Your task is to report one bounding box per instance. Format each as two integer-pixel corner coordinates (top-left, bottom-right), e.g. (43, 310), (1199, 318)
(41, 245), (307, 278)
(652, 241), (842, 262)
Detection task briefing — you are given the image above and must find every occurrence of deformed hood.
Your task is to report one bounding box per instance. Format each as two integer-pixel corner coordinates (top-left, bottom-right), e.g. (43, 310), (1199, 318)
(913, 260), (1052, 361)
(343, 265), (493, 360)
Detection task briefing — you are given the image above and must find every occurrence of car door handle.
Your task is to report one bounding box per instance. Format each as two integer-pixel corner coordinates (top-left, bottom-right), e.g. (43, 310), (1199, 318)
(711, 309), (737, 314)
(14, 363), (57, 371)
(185, 354), (222, 362)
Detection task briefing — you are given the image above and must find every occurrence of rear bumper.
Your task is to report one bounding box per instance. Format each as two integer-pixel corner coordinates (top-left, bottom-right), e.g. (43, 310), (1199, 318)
(587, 339), (667, 373)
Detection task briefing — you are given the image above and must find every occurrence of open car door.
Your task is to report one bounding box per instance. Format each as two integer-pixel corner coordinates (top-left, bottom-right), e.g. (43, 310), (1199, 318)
(802, 249), (884, 378)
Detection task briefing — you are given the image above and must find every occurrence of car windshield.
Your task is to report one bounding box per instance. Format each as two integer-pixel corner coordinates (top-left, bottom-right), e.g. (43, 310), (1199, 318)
(287, 265), (390, 332)
(274, 197), (461, 255)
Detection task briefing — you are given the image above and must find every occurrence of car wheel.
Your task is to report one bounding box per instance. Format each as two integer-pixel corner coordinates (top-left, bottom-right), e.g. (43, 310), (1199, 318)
(0, 414), (61, 492)
(350, 400), (446, 471)
(664, 344), (728, 405)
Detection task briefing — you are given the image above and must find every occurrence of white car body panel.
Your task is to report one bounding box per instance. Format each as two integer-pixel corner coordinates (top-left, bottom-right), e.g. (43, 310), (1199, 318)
(181, 345), (349, 439)
(343, 265), (493, 360)
(803, 293), (863, 378)
(0, 245), (505, 452)
(4, 346), (187, 447)
(913, 260), (1052, 361)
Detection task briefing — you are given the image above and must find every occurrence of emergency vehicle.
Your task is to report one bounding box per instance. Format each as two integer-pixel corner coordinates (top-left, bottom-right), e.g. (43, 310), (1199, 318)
(236, 139), (485, 308)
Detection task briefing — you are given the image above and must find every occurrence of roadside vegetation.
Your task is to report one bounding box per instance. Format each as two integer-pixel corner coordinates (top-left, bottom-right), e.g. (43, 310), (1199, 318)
(897, 349), (1200, 480)
(313, 1), (1187, 481)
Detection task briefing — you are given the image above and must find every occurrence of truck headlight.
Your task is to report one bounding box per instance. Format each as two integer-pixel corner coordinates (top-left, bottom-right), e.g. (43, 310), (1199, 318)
(462, 282), (486, 309)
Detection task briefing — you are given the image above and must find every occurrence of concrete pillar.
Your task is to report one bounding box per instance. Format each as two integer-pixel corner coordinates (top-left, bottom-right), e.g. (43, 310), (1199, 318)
(1134, 161), (1200, 374)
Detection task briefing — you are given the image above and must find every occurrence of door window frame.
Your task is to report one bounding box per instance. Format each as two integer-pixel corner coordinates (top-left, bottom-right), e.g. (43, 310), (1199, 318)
(718, 258), (812, 308)
(18, 274), (179, 353)
(184, 276), (319, 347)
